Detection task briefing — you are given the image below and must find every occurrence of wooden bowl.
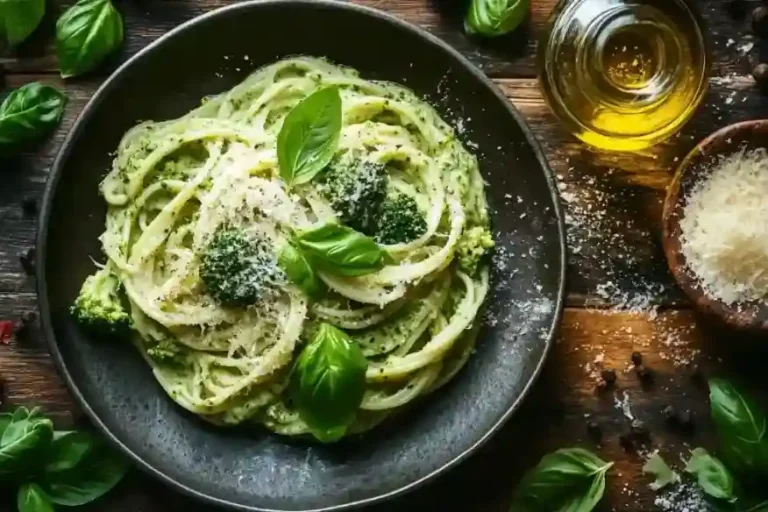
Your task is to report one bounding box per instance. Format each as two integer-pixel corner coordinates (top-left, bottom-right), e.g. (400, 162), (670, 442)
(662, 120), (768, 331)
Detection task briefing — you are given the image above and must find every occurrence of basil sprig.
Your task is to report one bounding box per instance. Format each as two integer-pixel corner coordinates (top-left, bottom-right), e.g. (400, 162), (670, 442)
(277, 87), (342, 187)
(290, 323), (367, 442)
(17, 482), (53, 512)
(295, 222), (393, 277)
(509, 447), (612, 512)
(0, 0), (45, 47)
(686, 447), (738, 503)
(0, 83), (67, 155)
(56, 0), (123, 78)
(0, 406), (128, 512)
(709, 378), (768, 476)
(678, 379), (768, 511)
(465, 0), (529, 37)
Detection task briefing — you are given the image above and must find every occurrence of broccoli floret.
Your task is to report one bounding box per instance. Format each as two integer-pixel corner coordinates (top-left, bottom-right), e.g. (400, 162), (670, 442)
(456, 225), (494, 275)
(200, 229), (279, 306)
(70, 267), (131, 336)
(317, 154), (387, 233)
(374, 193), (427, 245)
(146, 339), (186, 365)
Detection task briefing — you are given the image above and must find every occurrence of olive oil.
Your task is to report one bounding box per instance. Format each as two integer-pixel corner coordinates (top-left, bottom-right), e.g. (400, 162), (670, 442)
(539, 0), (710, 151)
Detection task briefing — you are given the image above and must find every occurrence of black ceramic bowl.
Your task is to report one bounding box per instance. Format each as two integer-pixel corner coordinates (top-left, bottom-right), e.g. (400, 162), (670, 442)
(38, 1), (565, 510)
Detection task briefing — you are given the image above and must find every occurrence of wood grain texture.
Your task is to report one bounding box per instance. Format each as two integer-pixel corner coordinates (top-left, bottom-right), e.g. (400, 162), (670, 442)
(0, 0), (762, 79)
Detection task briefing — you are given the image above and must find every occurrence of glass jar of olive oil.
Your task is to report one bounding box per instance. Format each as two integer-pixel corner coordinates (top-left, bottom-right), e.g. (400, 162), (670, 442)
(539, 0), (710, 151)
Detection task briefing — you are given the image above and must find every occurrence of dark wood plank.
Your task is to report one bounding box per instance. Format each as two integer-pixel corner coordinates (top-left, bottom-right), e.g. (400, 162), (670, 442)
(0, 0), (761, 78)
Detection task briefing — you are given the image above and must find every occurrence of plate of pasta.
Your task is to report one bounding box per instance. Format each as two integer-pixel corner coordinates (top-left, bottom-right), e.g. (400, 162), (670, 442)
(38, 1), (565, 510)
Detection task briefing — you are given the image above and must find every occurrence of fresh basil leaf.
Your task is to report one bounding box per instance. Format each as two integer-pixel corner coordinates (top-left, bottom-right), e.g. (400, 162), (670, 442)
(0, 0), (45, 47)
(277, 87), (341, 187)
(509, 447), (612, 512)
(0, 413), (13, 438)
(55, 0), (123, 78)
(278, 242), (324, 299)
(465, 0), (529, 37)
(40, 440), (129, 506)
(17, 483), (54, 512)
(709, 378), (768, 475)
(0, 416), (54, 478)
(0, 83), (67, 155)
(685, 447), (738, 503)
(642, 452), (680, 491)
(11, 407), (30, 421)
(290, 323), (367, 442)
(295, 222), (392, 277)
(44, 430), (94, 473)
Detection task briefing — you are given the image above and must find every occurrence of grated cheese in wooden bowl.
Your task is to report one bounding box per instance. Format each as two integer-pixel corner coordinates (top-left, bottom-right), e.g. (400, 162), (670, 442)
(679, 148), (768, 304)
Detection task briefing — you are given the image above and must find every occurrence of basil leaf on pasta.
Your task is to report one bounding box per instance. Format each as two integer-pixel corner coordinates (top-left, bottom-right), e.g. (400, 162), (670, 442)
(277, 87), (342, 187)
(278, 242), (325, 299)
(295, 222), (392, 277)
(290, 323), (367, 442)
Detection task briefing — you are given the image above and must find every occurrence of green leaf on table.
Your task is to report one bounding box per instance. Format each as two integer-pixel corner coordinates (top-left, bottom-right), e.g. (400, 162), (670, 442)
(277, 86), (341, 187)
(56, 0), (123, 78)
(709, 378), (768, 475)
(642, 451), (680, 491)
(685, 447), (738, 503)
(278, 242), (325, 299)
(290, 322), (367, 442)
(17, 482), (54, 512)
(44, 430), (94, 473)
(0, 83), (67, 155)
(0, 0), (45, 47)
(40, 439), (129, 506)
(295, 222), (392, 277)
(465, 0), (529, 37)
(0, 413), (13, 437)
(509, 447), (613, 512)
(0, 412), (54, 478)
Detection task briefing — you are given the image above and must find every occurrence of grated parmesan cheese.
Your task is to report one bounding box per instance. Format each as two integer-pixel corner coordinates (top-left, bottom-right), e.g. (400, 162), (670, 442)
(680, 148), (768, 304)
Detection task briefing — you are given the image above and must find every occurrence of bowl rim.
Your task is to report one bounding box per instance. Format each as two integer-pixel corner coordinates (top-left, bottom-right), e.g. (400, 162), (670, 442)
(36, 1), (567, 510)
(662, 119), (768, 331)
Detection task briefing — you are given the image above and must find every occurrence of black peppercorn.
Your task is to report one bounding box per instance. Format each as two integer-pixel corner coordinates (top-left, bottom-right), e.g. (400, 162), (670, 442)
(631, 352), (643, 366)
(678, 410), (695, 433)
(636, 365), (654, 384)
(13, 311), (36, 342)
(630, 419), (650, 441)
(601, 368), (617, 386)
(753, 7), (768, 37)
(587, 420), (602, 442)
(20, 196), (37, 218)
(753, 63), (768, 90)
(619, 433), (634, 451)
(663, 405), (678, 425)
(18, 247), (35, 276)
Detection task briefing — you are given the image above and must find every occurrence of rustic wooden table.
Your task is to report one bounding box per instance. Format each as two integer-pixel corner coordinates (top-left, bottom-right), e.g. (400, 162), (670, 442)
(2, 0), (767, 510)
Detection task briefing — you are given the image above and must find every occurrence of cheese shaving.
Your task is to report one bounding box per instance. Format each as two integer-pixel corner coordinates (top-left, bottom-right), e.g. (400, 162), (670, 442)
(680, 148), (768, 304)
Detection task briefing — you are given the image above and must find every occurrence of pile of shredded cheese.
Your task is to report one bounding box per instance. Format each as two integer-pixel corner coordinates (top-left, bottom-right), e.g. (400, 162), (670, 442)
(680, 148), (768, 304)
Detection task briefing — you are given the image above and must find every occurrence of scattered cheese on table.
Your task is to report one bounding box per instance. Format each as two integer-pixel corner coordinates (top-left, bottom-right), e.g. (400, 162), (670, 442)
(680, 148), (768, 304)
